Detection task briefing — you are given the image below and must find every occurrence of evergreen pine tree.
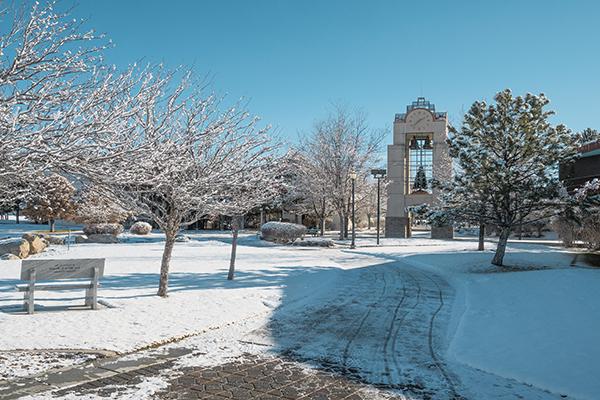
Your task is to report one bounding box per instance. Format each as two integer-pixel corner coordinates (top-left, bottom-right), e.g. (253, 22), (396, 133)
(446, 89), (576, 266)
(413, 165), (428, 192)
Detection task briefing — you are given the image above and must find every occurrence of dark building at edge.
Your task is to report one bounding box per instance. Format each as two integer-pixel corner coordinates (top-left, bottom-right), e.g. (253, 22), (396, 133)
(560, 140), (600, 191)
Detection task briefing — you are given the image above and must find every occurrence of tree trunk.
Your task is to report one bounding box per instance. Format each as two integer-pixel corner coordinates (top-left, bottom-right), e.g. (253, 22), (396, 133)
(367, 214), (372, 230)
(228, 229), (239, 280)
(157, 232), (176, 297)
(339, 213), (345, 240)
(49, 219), (55, 232)
(260, 208), (265, 226)
(492, 227), (511, 266)
(15, 204), (19, 224)
(344, 215), (349, 239)
(478, 223), (485, 251)
(320, 217), (325, 237)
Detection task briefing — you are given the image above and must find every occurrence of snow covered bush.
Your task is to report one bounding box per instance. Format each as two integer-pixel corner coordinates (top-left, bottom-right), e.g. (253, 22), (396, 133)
(261, 222), (307, 243)
(21, 174), (77, 232)
(83, 223), (124, 236)
(129, 221), (152, 235)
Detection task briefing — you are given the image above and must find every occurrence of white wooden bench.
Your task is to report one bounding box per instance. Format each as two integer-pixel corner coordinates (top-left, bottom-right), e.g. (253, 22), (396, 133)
(15, 259), (105, 314)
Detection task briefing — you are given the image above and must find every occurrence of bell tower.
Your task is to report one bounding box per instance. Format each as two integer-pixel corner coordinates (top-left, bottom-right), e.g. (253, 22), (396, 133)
(385, 97), (452, 238)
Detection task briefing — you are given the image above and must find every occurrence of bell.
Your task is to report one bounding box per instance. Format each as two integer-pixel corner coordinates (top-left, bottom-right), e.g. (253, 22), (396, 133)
(423, 136), (433, 149)
(409, 137), (419, 150)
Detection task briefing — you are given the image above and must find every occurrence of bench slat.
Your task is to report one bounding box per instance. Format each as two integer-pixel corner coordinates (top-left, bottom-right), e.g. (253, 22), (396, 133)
(16, 282), (94, 291)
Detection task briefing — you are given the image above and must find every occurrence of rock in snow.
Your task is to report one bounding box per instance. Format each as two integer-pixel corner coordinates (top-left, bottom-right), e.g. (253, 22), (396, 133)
(43, 235), (66, 245)
(22, 233), (48, 254)
(0, 238), (30, 259)
(292, 237), (334, 247)
(76, 234), (119, 244)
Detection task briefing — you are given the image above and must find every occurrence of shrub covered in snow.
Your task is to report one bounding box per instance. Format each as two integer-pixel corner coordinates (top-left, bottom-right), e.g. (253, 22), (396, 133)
(261, 222), (307, 243)
(292, 237), (334, 247)
(129, 221), (152, 235)
(83, 223), (124, 236)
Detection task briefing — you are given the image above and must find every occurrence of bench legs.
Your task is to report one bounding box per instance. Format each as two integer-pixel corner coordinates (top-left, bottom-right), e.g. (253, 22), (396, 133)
(85, 287), (98, 310)
(23, 290), (34, 314)
(24, 270), (36, 314)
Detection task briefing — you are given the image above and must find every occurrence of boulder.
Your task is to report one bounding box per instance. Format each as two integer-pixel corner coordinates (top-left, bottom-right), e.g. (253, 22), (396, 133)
(0, 238), (30, 259)
(83, 223), (124, 236)
(292, 237), (335, 248)
(0, 253), (20, 260)
(74, 235), (89, 244)
(86, 234), (119, 244)
(44, 235), (66, 245)
(22, 233), (48, 254)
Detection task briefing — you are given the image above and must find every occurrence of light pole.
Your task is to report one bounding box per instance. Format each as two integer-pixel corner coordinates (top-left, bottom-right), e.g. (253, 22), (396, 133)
(371, 168), (386, 245)
(350, 170), (357, 249)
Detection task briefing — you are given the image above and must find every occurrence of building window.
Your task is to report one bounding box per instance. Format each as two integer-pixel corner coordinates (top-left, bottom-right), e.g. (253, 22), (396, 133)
(408, 136), (433, 194)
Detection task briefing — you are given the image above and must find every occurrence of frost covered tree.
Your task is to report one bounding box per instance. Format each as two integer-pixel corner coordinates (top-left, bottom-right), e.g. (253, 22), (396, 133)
(213, 162), (284, 280)
(447, 89), (576, 266)
(554, 179), (600, 249)
(22, 174), (76, 231)
(298, 105), (384, 239)
(93, 68), (277, 296)
(285, 152), (333, 235)
(0, 1), (111, 201)
(574, 128), (600, 146)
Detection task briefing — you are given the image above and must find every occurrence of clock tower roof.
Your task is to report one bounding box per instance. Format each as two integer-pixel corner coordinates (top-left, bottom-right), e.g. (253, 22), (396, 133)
(395, 97), (447, 122)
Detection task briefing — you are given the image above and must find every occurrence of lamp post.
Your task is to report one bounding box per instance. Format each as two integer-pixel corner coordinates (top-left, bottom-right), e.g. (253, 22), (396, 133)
(370, 168), (386, 245)
(349, 170), (357, 249)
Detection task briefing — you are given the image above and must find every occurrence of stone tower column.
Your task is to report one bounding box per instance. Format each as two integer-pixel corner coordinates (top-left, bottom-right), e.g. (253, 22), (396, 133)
(385, 98), (452, 239)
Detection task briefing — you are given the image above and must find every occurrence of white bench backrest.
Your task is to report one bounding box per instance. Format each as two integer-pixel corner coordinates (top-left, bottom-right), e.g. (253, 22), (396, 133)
(21, 259), (105, 281)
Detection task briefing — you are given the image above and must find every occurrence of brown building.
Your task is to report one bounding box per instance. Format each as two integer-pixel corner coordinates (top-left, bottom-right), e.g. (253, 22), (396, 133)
(560, 140), (600, 191)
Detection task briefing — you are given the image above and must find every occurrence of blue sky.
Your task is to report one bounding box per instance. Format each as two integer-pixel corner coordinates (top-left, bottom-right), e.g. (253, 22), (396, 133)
(72, 0), (600, 143)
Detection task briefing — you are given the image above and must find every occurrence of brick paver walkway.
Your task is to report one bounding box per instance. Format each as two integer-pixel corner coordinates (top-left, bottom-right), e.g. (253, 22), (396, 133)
(51, 355), (402, 400)
(156, 355), (402, 400)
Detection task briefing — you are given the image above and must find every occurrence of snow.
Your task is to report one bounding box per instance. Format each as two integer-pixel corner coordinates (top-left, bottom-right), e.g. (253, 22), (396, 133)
(0, 351), (97, 380)
(1, 229), (599, 399)
(449, 267), (600, 399)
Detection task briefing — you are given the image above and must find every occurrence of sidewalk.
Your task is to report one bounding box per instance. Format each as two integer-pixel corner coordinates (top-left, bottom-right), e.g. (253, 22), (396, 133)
(1, 350), (403, 400)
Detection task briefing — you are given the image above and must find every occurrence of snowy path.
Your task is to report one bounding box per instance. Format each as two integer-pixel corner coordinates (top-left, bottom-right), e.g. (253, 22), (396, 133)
(250, 259), (459, 399)
(251, 255), (566, 400)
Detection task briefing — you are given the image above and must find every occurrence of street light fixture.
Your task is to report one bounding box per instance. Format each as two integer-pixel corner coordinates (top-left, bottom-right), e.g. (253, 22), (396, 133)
(370, 168), (386, 245)
(349, 170), (357, 249)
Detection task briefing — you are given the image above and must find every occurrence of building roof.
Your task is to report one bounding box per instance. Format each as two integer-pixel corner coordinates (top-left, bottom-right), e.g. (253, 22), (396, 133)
(395, 97), (446, 122)
(578, 139), (600, 157)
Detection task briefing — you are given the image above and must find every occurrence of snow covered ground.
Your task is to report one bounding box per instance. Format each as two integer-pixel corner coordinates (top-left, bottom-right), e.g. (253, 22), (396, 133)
(1, 229), (599, 399)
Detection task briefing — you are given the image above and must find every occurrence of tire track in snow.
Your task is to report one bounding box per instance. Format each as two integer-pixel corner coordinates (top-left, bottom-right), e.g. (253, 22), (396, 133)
(381, 268), (410, 384)
(420, 270), (461, 399)
(341, 266), (394, 371)
(388, 269), (422, 386)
